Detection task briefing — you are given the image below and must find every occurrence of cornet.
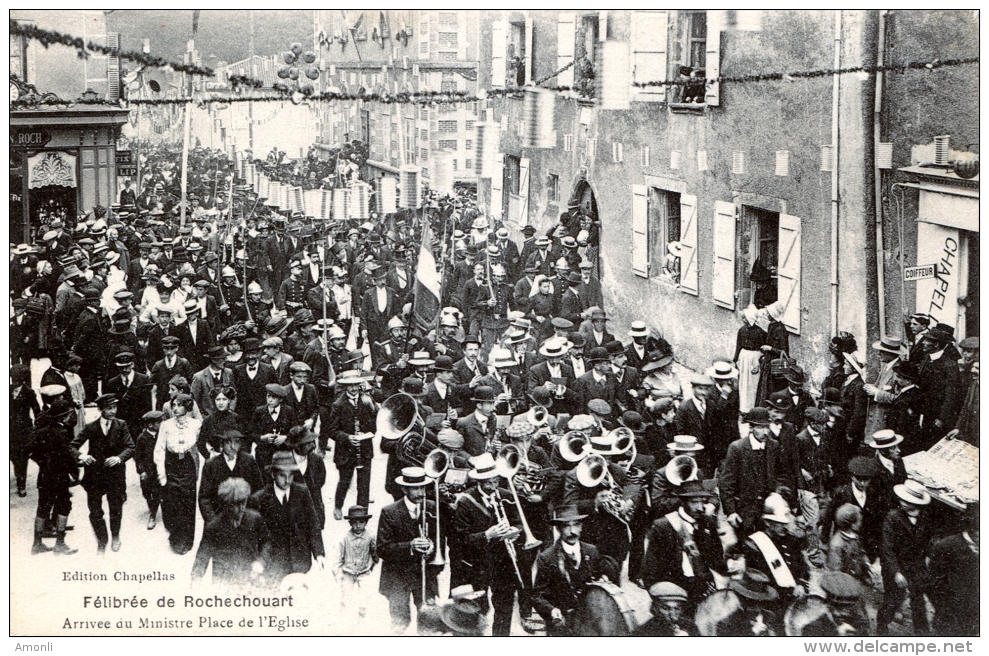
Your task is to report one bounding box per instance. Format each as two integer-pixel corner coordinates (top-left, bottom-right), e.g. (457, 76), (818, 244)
(496, 445), (543, 551)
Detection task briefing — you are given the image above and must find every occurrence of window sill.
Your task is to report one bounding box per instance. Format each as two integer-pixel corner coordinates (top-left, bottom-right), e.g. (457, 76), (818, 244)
(669, 102), (707, 115)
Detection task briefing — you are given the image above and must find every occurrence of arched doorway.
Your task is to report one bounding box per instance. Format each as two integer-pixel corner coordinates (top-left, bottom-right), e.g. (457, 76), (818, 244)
(566, 175), (601, 277)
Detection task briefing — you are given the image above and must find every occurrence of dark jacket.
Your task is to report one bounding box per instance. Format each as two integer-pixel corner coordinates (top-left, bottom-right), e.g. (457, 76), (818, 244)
(232, 362), (278, 414)
(532, 539), (605, 629)
(455, 412), (496, 457)
(249, 482), (325, 582)
(329, 393), (377, 467)
(450, 487), (520, 589)
(881, 507), (932, 582)
(296, 452), (327, 529)
(719, 436), (784, 530)
(70, 418), (135, 494)
(150, 356), (195, 408)
(248, 404), (297, 471)
(282, 382), (320, 428)
(174, 317), (215, 371)
(377, 498), (441, 598)
(198, 452), (264, 524)
(928, 532), (979, 636)
(191, 509), (271, 586)
(641, 509), (724, 592)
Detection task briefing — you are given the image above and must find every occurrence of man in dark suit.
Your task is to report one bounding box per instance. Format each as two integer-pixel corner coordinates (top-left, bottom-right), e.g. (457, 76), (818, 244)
(474, 348), (527, 416)
(248, 451), (325, 586)
(558, 272), (588, 328)
(103, 351), (153, 440)
(624, 321), (671, 373)
(232, 338), (277, 415)
(917, 325), (963, 446)
(191, 346), (236, 417)
(71, 288), (107, 402)
(524, 236), (553, 277)
(581, 307), (616, 349)
(145, 307), (178, 371)
(175, 300), (214, 371)
(607, 341), (642, 416)
(877, 480), (934, 636)
(377, 467), (442, 632)
(528, 338), (581, 414)
(150, 336), (195, 409)
(452, 336), (486, 388)
(70, 394), (135, 554)
(821, 456), (885, 561)
(494, 227), (523, 282)
(286, 426), (327, 530)
(455, 386), (498, 456)
(574, 347), (618, 411)
(329, 372), (377, 519)
(769, 366), (816, 432)
(198, 430), (263, 525)
(674, 375), (716, 471)
(422, 356), (468, 418)
(248, 383), (297, 474)
(359, 268), (398, 357)
(450, 453), (523, 637)
(927, 505), (979, 637)
(640, 480), (724, 606)
(282, 361), (320, 430)
(532, 505), (614, 636)
(719, 407), (786, 537)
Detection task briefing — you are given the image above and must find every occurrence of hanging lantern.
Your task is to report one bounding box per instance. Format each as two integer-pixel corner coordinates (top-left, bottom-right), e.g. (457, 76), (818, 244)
(283, 52), (296, 65)
(522, 87), (556, 149)
(305, 65), (320, 80)
(398, 165), (422, 209)
(377, 176), (398, 215)
(431, 150), (455, 197)
(303, 51), (317, 64)
(291, 43), (304, 56)
(350, 181), (371, 219)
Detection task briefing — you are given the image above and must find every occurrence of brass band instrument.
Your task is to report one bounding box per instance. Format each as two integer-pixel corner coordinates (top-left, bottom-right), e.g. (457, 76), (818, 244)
(423, 449), (449, 568)
(495, 445), (543, 551)
(376, 392), (437, 466)
(576, 453), (636, 525)
(491, 492), (525, 586)
(558, 431), (591, 463)
(525, 405), (549, 427)
(665, 455), (699, 486)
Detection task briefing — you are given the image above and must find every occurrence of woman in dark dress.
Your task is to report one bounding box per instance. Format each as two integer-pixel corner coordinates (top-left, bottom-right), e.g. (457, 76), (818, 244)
(733, 305), (768, 412)
(196, 386), (244, 458)
(11, 364), (41, 497)
(757, 300), (790, 405)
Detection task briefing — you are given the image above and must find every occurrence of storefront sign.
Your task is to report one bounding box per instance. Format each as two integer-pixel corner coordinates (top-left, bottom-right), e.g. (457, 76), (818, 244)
(915, 222), (959, 326)
(115, 150), (133, 165)
(904, 264), (936, 281)
(10, 128), (52, 149)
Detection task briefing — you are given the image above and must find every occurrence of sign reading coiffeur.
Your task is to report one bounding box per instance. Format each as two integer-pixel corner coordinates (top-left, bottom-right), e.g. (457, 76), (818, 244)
(10, 128), (52, 148)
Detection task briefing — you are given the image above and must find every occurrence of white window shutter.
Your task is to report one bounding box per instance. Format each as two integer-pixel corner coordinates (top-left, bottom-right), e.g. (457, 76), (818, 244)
(517, 157), (530, 224)
(712, 200), (737, 309)
(679, 194), (699, 295)
(107, 33), (120, 102)
(491, 20), (508, 88)
(557, 14), (576, 89)
(490, 154), (504, 220)
(705, 10), (724, 106)
(778, 214), (802, 333)
(524, 15), (535, 85)
(631, 185), (649, 278)
(630, 11), (668, 102)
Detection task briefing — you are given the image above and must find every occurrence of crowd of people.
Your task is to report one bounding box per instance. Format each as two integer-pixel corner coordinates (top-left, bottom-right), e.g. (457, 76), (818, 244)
(10, 140), (979, 637)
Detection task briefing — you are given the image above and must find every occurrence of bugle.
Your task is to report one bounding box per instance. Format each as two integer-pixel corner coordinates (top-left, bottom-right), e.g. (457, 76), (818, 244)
(496, 445), (543, 551)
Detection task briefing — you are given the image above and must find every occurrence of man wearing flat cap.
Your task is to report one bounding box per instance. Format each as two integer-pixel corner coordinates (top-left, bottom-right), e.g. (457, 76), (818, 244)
(821, 456), (885, 561)
(248, 451), (325, 586)
(249, 383), (297, 474)
(150, 335), (195, 410)
(532, 505), (614, 636)
(103, 351), (153, 441)
(633, 582), (694, 636)
(71, 394), (135, 554)
(199, 430), (264, 526)
(720, 407), (786, 537)
(282, 361), (319, 431)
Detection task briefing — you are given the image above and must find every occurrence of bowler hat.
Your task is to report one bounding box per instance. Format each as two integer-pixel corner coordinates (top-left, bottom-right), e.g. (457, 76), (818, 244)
(586, 347), (610, 363)
(893, 360), (920, 380)
(847, 456), (879, 478)
(676, 479), (712, 498)
(743, 407), (772, 426)
(729, 569), (779, 602)
(472, 386), (496, 403)
(242, 337), (262, 352)
(432, 355), (454, 372)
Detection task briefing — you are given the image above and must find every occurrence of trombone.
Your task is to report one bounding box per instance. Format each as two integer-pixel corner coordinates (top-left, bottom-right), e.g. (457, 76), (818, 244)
(496, 445), (543, 551)
(423, 449), (449, 567)
(491, 492), (525, 586)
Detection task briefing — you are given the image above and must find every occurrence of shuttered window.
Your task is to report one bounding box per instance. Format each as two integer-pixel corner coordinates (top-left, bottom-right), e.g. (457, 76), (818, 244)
(631, 185), (649, 278)
(517, 157), (530, 225)
(491, 20), (508, 88)
(705, 10), (723, 106)
(712, 200), (737, 309)
(777, 214), (802, 333)
(107, 33), (121, 102)
(490, 154), (504, 220)
(438, 120), (457, 132)
(438, 139), (458, 150)
(679, 194), (699, 295)
(630, 11), (668, 102)
(557, 14), (576, 88)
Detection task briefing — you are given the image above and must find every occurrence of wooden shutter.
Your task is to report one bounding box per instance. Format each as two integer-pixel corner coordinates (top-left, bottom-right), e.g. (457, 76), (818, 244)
(712, 200), (737, 309)
(557, 14), (576, 88)
(631, 185), (649, 278)
(517, 157), (530, 225)
(490, 154), (504, 220)
(630, 11), (668, 102)
(491, 20), (507, 88)
(524, 14), (534, 85)
(107, 33), (121, 101)
(778, 214), (802, 333)
(705, 10), (723, 106)
(679, 194), (698, 295)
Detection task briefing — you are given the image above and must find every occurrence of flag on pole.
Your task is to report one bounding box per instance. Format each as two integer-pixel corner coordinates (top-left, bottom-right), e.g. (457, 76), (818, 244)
(413, 223), (442, 333)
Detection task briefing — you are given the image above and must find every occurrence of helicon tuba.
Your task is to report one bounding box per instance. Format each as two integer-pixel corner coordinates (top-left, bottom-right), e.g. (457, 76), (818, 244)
(377, 392), (434, 466)
(665, 455), (699, 486)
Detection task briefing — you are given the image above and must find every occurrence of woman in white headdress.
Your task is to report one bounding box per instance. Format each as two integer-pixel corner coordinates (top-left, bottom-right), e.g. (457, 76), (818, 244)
(733, 305), (768, 412)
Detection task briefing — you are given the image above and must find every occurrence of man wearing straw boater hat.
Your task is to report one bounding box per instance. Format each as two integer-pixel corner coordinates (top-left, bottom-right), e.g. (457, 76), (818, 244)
(377, 466), (442, 633)
(248, 451), (325, 586)
(449, 452), (522, 636)
(328, 370), (377, 520)
(877, 479), (933, 636)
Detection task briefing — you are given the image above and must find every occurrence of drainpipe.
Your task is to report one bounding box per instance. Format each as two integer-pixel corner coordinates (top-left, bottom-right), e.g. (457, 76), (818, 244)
(873, 10), (889, 337)
(830, 11), (842, 337)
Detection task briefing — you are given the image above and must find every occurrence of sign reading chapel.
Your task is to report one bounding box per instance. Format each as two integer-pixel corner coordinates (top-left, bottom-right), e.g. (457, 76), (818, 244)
(10, 128), (53, 149)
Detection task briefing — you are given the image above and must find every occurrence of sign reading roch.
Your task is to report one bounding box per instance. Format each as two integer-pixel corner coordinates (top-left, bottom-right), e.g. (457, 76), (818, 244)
(10, 128), (53, 149)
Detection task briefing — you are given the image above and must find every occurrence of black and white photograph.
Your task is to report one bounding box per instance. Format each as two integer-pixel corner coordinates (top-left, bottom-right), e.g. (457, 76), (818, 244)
(8, 9), (980, 643)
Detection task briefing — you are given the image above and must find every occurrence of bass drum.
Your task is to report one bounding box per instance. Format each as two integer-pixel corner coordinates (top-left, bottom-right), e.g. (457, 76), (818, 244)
(572, 580), (637, 636)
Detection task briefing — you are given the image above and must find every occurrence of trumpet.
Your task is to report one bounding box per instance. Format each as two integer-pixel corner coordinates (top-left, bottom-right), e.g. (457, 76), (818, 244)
(576, 453), (636, 525)
(496, 445), (543, 551)
(423, 449), (449, 567)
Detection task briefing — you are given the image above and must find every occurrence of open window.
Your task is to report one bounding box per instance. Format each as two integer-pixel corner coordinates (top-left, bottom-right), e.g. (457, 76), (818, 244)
(573, 14), (599, 99)
(631, 186), (689, 289)
(508, 19), (532, 87)
(670, 10), (722, 111)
